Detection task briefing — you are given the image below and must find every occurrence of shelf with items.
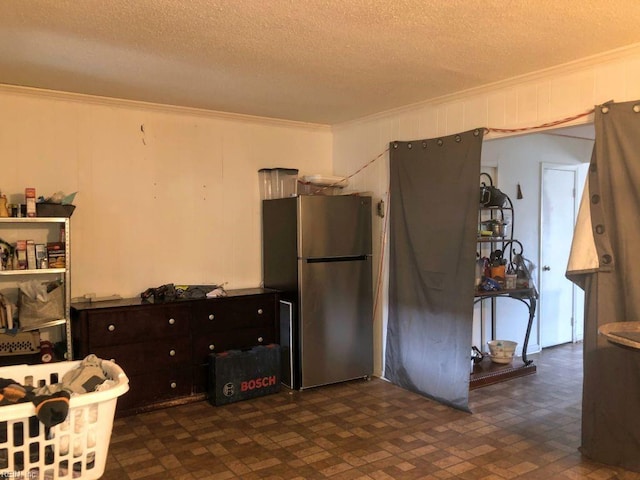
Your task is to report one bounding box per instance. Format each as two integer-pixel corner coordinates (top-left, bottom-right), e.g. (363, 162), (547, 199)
(3, 318), (68, 333)
(470, 354), (537, 390)
(0, 217), (71, 365)
(0, 216), (69, 224)
(473, 287), (538, 365)
(473, 173), (537, 388)
(0, 268), (66, 276)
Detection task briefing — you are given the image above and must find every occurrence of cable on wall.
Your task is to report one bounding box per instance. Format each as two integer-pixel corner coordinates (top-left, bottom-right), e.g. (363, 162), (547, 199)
(485, 107), (595, 135)
(335, 106), (598, 190)
(372, 185), (390, 326)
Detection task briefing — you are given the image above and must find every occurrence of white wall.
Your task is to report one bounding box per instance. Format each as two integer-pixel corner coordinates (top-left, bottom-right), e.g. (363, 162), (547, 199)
(0, 87), (332, 299)
(333, 45), (640, 377)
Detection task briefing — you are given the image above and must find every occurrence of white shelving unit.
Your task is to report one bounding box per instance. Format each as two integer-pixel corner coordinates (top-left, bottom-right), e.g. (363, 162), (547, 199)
(0, 216), (71, 362)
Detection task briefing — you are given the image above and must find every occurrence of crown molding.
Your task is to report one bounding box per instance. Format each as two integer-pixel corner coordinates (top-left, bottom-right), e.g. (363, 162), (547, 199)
(335, 43), (640, 129)
(0, 83), (331, 132)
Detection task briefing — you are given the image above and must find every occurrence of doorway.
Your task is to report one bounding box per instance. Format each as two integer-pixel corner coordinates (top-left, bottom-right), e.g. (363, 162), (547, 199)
(539, 164), (586, 347)
(478, 130), (592, 355)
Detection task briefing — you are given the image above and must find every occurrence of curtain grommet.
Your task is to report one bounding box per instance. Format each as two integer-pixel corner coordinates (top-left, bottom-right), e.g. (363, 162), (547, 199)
(601, 106), (609, 114)
(422, 141), (427, 149)
(455, 135), (461, 143)
(437, 139), (444, 146)
(473, 129), (481, 136)
(407, 143), (412, 149)
(602, 254), (613, 265)
(633, 104), (640, 113)
(591, 194), (600, 204)
(393, 143), (398, 149)
(594, 224), (605, 235)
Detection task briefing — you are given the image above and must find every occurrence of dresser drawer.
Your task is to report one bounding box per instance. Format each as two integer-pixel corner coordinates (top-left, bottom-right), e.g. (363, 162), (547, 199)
(192, 327), (277, 366)
(192, 295), (275, 332)
(92, 336), (191, 377)
(87, 304), (190, 347)
(117, 368), (192, 414)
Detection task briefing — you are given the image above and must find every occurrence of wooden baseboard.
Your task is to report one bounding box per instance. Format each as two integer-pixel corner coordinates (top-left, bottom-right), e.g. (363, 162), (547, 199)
(116, 393), (207, 418)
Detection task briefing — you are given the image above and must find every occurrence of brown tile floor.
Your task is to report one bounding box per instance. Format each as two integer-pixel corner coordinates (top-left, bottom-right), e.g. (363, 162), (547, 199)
(101, 343), (640, 479)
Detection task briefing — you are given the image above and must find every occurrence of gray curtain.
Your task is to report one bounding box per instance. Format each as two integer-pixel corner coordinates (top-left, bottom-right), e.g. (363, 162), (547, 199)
(567, 100), (640, 472)
(385, 129), (483, 411)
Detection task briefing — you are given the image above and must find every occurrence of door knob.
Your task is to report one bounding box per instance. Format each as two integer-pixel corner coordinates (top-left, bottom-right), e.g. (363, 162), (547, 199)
(543, 265), (551, 271)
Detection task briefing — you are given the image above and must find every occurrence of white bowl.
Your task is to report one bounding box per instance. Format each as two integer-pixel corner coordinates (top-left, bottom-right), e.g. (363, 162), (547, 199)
(487, 340), (517, 362)
(489, 354), (514, 364)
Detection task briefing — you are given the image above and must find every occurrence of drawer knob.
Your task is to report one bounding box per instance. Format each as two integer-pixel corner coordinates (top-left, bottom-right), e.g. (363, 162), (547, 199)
(258, 336), (264, 343)
(168, 318), (175, 325)
(170, 382), (177, 389)
(209, 344), (215, 351)
(257, 308), (263, 315)
(108, 324), (115, 332)
(169, 349), (176, 356)
(208, 314), (215, 320)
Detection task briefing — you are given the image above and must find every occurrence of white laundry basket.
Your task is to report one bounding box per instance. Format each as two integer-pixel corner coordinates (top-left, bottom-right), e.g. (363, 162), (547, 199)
(0, 359), (129, 480)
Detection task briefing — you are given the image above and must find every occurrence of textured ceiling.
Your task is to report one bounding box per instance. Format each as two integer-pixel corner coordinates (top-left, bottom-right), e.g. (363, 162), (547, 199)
(2, 1), (640, 125)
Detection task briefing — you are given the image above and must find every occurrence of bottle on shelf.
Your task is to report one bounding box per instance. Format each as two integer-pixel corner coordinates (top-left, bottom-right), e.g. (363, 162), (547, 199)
(0, 195), (9, 217)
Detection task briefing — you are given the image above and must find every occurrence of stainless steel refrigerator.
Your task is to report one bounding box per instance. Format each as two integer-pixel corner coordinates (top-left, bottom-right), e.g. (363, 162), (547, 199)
(262, 195), (373, 390)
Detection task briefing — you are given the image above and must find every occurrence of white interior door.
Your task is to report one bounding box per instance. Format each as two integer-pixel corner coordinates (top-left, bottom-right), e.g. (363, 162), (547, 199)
(539, 164), (580, 347)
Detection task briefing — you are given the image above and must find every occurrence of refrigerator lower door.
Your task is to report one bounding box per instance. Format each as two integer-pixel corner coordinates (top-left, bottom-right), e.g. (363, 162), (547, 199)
(298, 256), (373, 389)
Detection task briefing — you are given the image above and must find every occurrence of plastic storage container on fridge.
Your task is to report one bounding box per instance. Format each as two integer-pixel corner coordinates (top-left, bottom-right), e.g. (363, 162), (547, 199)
(272, 168), (298, 198)
(259, 168), (274, 200)
(259, 168), (299, 199)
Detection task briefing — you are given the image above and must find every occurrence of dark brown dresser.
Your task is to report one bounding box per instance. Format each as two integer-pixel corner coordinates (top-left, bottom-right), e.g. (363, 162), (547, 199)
(71, 288), (279, 416)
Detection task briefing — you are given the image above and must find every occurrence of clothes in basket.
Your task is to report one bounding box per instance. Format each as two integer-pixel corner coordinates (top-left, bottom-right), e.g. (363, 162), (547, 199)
(0, 354), (108, 428)
(0, 357), (129, 480)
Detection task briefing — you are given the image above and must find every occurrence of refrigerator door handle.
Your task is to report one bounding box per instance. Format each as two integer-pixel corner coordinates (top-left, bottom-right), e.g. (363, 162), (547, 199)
(305, 255), (369, 263)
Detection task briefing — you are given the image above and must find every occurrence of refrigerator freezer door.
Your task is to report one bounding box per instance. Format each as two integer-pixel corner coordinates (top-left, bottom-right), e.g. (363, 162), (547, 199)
(298, 195), (372, 258)
(298, 256), (373, 388)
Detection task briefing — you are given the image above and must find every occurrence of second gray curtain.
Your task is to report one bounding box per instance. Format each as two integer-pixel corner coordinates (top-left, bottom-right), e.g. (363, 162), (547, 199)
(567, 100), (640, 472)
